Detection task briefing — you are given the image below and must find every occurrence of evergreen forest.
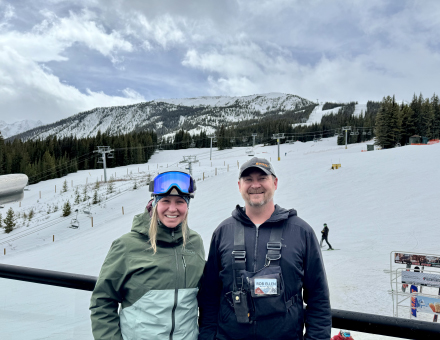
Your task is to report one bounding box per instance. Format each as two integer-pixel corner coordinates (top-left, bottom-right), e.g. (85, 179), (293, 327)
(1, 92), (439, 184)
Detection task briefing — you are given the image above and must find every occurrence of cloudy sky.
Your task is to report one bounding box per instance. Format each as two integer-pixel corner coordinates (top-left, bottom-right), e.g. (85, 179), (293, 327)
(0, 0), (439, 124)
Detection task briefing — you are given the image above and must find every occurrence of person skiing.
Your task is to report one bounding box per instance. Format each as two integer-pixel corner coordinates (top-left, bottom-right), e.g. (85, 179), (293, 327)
(90, 169), (205, 340)
(320, 223), (333, 250)
(198, 157), (331, 340)
(332, 330), (354, 340)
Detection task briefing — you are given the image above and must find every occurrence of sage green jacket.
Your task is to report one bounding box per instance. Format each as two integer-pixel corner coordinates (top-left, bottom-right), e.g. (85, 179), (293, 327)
(90, 211), (205, 340)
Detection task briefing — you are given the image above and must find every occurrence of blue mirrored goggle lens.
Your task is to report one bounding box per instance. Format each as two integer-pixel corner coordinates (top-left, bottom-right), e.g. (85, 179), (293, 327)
(153, 172), (193, 194)
(342, 332), (351, 337)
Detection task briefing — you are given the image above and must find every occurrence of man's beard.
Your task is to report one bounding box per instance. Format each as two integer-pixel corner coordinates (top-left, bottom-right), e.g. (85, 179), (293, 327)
(245, 190), (273, 207)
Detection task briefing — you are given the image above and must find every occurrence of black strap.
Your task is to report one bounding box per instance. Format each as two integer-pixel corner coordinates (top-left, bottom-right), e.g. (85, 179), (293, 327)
(265, 222), (285, 266)
(232, 224), (246, 291)
(232, 220), (286, 290)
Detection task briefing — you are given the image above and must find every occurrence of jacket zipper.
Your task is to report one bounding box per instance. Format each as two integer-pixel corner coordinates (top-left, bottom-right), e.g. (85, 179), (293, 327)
(182, 255), (187, 288)
(170, 231), (179, 340)
(253, 225), (259, 271)
(253, 224), (261, 336)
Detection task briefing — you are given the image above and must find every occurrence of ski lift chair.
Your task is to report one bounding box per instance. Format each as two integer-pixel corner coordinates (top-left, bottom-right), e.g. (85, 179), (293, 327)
(97, 157), (103, 164)
(350, 131), (355, 136)
(108, 153), (114, 159)
(355, 131), (360, 135)
(334, 131), (339, 136)
(367, 131), (371, 135)
(230, 138), (235, 143)
(363, 131), (367, 135)
(70, 209), (80, 229)
(83, 205), (92, 215)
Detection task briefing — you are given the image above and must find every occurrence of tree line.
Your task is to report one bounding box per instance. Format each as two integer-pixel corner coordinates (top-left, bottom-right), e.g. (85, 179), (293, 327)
(374, 94), (440, 148)
(0, 130), (157, 184)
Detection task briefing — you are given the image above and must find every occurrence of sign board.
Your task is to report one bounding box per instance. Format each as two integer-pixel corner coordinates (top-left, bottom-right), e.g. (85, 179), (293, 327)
(402, 271), (440, 288)
(394, 253), (440, 267)
(411, 295), (440, 315)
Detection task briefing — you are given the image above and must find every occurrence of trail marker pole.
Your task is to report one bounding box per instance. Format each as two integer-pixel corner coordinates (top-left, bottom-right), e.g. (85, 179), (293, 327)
(122, 207), (124, 215)
(39, 191), (41, 199)
(53, 235), (54, 242)
(91, 217), (94, 227)
(55, 185), (56, 193)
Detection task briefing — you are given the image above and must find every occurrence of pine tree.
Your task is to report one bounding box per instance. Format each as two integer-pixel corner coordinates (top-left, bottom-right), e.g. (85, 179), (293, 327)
(4, 208), (15, 233)
(62, 201), (71, 217)
(62, 179), (68, 193)
(133, 180), (138, 190)
(420, 98), (434, 138)
(107, 179), (115, 194)
(82, 185), (88, 202)
(28, 209), (34, 220)
(431, 94), (440, 139)
(401, 104), (415, 145)
(92, 189), (99, 204)
(74, 186), (81, 204)
(94, 179), (100, 190)
(0, 213), (3, 229)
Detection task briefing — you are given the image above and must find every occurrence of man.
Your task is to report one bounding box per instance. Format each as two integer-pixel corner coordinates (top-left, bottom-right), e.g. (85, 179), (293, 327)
(320, 223), (333, 250)
(198, 157), (331, 340)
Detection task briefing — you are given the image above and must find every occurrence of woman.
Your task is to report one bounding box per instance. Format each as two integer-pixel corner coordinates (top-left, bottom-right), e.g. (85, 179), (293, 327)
(90, 169), (205, 340)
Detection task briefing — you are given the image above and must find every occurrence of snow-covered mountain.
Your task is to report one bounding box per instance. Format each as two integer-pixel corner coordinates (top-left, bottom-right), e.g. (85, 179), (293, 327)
(0, 120), (43, 139)
(11, 93), (315, 141)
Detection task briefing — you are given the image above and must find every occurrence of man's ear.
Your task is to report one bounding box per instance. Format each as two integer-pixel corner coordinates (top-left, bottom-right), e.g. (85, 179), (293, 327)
(273, 176), (278, 190)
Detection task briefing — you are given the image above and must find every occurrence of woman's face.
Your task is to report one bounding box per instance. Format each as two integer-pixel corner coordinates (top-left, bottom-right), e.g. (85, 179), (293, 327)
(156, 195), (188, 229)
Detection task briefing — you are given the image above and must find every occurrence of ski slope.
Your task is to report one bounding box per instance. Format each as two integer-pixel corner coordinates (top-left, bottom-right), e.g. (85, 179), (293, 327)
(0, 138), (439, 339)
(296, 103), (368, 127)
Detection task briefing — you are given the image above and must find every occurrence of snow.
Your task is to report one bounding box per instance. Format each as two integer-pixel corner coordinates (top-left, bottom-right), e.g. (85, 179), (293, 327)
(297, 104), (368, 127)
(0, 120), (43, 138)
(1, 138), (440, 339)
(154, 92), (312, 113)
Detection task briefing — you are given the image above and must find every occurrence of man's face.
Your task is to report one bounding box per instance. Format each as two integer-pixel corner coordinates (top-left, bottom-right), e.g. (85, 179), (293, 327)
(238, 169), (278, 207)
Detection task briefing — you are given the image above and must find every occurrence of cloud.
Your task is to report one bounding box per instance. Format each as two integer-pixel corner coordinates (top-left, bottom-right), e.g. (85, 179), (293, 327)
(0, 46), (144, 123)
(0, 9), (132, 63)
(1, 0), (440, 125)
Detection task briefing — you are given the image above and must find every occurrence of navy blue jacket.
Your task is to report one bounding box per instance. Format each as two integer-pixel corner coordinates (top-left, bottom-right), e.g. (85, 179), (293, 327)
(198, 205), (331, 340)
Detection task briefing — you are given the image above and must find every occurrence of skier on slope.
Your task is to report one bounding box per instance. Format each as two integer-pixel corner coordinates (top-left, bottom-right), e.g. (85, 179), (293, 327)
(320, 223), (334, 250)
(332, 330), (354, 340)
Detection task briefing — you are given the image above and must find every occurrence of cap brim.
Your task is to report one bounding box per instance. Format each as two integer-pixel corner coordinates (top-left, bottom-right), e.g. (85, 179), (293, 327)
(239, 165), (273, 178)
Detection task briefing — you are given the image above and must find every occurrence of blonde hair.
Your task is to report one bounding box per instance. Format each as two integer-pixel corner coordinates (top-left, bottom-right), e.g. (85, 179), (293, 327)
(149, 204), (188, 254)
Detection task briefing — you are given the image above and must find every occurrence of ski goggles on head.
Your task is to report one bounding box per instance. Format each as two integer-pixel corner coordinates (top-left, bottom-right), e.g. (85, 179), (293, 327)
(149, 171), (195, 195)
(340, 331), (351, 338)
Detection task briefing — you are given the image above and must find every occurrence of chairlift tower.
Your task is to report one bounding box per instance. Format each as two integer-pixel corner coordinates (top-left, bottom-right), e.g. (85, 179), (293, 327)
(251, 133), (257, 148)
(271, 133), (285, 161)
(208, 135), (215, 161)
(180, 156), (199, 177)
(94, 146), (114, 182)
(342, 126), (352, 149)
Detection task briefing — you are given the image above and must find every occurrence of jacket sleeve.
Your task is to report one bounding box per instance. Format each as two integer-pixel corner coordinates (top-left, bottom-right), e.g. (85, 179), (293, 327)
(198, 232), (222, 340)
(303, 228), (332, 340)
(90, 239), (127, 340)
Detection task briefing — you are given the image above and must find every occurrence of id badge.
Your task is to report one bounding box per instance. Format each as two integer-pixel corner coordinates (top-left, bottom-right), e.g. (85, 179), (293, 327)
(254, 277), (278, 295)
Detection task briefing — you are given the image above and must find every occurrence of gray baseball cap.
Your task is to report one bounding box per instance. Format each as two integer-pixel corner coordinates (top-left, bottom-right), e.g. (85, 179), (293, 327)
(239, 157), (276, 178)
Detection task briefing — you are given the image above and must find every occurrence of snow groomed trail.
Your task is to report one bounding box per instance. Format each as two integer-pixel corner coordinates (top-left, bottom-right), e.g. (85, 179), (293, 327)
(0, 137), (439, 339)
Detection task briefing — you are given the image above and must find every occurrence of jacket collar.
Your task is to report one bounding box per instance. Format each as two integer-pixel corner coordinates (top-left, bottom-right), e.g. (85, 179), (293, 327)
(232, 204), (296, 225)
